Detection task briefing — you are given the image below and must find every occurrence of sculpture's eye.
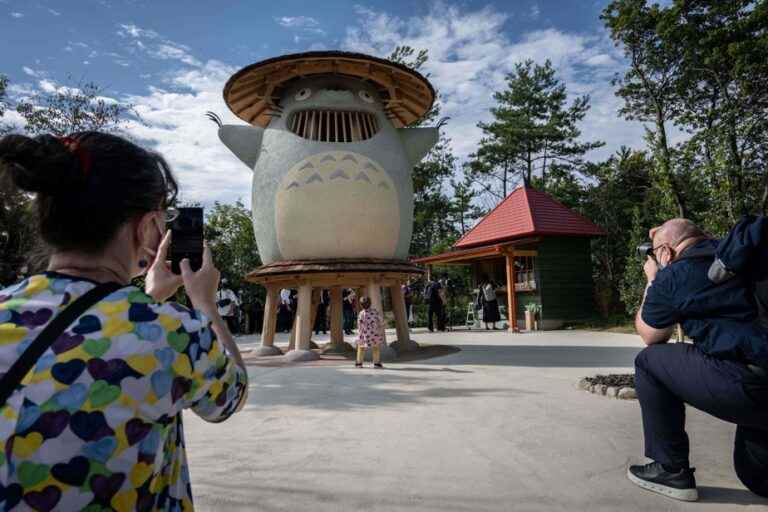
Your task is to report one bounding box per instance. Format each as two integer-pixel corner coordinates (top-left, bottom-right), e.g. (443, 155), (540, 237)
(358, 90), (374, 103)
(295, 88), (312, 101)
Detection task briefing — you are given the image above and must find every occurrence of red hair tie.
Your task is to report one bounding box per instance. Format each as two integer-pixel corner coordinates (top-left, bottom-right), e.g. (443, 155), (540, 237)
(57, 135), (92, 178)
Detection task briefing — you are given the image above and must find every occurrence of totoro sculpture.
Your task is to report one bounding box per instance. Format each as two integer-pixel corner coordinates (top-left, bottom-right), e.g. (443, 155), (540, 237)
(210, 53), (439, 265)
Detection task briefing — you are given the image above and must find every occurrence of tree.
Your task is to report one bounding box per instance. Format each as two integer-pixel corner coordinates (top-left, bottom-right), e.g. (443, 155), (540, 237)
(16, 76), (135, 136)
(466, 59), (603, 202)
(669, 0), (768, 220)
(602, 0), (689, 218)
(204, 200), (262, 301)
(388, 46), (460, 256)
(449, 173), (484, 236)
(581, 149), (656, 315)
(409, 137), (459, 256)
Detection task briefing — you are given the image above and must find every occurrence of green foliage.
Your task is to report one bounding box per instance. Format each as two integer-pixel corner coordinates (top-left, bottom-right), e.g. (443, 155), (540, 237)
(602, 0), (768, 220)
(0, 75), (11, 135)
(16, 76), (136, 136)
(204, 200), (262, 302)
(466, 59), (603, 201)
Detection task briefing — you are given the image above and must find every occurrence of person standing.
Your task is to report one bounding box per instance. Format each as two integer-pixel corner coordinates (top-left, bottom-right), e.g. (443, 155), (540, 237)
(0, 131), (247, 508)
(423, 276), (444, 333)
(216, 278), (240, 335)
(314, 289), (329, 335)
(355, 296), (384, 369)
(477, 276), (501, 330)
(277, 288), (292, 333)
(402, 281), (414, 326)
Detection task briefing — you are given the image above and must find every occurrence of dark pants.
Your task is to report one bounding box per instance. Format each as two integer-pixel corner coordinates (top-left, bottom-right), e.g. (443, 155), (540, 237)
(315, 303), (327, 334)
(635, 343), (768, 496)
(428, 301), (444, 332)
(343, 308), (355, 333)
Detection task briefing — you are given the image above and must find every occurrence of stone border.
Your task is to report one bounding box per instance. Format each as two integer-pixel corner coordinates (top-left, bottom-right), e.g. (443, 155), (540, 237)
(577, 378), (637, 400)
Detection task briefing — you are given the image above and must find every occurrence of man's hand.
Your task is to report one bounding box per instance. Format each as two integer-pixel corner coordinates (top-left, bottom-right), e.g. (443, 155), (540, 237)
(643, 256), (659, 283)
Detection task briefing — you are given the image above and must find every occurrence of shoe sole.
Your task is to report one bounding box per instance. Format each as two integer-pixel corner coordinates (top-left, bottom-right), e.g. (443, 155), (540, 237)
(626, 468), (698, 502)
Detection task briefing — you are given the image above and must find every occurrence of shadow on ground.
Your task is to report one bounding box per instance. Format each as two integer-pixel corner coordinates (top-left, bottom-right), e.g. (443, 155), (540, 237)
(419, 344), (642, 368)
(243, 367), (539, 411)
(698, 486), (768, 505)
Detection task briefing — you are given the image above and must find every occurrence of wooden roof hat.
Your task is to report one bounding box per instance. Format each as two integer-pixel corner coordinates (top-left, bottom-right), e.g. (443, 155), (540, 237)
(223, 51), (436, 129)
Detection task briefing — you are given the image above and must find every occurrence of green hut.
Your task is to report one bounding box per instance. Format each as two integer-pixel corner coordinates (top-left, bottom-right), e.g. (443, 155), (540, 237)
(414, 185), (605, 330)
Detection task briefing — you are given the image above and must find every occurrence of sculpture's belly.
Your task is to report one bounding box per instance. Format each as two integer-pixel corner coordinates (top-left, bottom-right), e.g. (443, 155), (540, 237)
(275, 151), (400, 260)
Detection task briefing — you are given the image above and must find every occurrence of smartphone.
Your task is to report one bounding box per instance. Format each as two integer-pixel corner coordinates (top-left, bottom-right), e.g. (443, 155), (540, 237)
(170, 207), (204, 275)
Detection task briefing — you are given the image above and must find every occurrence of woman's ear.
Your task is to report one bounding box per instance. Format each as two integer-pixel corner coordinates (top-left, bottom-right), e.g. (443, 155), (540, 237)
(135, 211), (158, 251)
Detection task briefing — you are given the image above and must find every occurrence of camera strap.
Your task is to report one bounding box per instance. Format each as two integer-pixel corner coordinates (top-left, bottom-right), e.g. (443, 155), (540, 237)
(0, 281), (122, 409)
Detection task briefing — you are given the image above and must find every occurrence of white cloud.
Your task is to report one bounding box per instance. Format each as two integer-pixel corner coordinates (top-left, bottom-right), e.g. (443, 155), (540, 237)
(123, 60), (253, 206)
(117, 23), (158, 39)
(149, 43), (201, 67)
(48, 8), (61, 16)
(10, 11), (23, 18)
(342, 3), (644, 165)
(275, 16), (319, 28)
(530, 4), (540, 20)
(22, 66), (41, 77)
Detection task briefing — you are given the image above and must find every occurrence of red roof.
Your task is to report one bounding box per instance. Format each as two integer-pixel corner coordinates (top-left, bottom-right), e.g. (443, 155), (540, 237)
(454, 185), (605, 249)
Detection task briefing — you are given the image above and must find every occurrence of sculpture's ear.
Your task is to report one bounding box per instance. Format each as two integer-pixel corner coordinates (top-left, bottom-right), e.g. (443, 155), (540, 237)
(218, 125), (264, 170)
(398, 127), (439, 167)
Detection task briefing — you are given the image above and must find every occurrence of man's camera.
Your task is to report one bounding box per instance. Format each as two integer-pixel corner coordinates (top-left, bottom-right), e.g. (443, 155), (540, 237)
(637, 243), (653, 259)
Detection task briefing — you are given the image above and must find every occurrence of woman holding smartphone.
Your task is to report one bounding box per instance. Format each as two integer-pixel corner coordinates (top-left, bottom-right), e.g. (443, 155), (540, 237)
(0, 132), (247, 510)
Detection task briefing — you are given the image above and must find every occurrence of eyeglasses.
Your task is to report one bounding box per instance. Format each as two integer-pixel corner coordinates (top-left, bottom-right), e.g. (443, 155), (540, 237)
(164, 207), (180, 223)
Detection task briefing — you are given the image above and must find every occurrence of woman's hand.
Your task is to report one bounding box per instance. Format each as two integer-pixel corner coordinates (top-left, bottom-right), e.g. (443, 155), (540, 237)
(145, 231), (183, 302)
(180, 243), (221, 316)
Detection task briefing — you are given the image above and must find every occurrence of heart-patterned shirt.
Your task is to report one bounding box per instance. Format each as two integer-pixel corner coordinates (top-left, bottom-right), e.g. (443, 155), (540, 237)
(0, 273), (248, 511)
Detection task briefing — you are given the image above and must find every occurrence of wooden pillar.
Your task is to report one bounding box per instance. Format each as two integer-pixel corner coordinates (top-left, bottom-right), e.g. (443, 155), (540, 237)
(329, 286), (343, 345)
(288, 313), (297, 350)
(261, 286), (278, 347)
(295, 284), (313, 350)
(505, 252), (518, 332)
(367, 281), (386, 343)
(390, 283), (410, 347)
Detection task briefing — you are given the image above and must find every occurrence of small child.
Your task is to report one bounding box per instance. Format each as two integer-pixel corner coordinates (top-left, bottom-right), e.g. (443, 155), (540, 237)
(355, 296), (384, 369)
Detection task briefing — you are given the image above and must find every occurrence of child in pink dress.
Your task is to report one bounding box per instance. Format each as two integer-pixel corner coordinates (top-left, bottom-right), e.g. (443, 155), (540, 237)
(355, 296), (384, 368)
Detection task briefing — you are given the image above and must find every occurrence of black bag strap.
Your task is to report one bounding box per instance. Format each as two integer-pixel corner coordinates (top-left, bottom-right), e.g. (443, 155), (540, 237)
(0, 281), (122, 409)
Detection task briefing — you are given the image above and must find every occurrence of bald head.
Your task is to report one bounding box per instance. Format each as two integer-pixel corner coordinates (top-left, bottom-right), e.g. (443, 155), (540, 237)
(650, 218), (706, 248)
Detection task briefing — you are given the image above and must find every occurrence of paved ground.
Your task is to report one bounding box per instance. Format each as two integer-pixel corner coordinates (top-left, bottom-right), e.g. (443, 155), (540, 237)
(183, 329), (768, 511)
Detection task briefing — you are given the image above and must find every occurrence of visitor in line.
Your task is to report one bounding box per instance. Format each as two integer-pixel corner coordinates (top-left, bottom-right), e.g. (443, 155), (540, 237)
(477, 275), (501, 330)
(630, 217), (767, 501)
(355, 296), (384, 369)
(423, 276), (444, 332)
(0, 132), (248, 510)
(342, 288), (356, 335)
(216, 278), (240, 334)
(402, 280), (414, 326)
(277, 287), (292, 332)
(314, 289), (329, 335)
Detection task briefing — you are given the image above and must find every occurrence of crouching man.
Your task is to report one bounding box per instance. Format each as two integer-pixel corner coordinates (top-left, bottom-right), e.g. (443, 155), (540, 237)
(629, 218), (768, 501)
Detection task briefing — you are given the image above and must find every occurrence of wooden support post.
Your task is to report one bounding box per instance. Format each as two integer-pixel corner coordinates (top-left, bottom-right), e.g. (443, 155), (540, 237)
(329, 287), (343, 346)
(505, 252), (518, 332)
(295, 284), (313, 350)
(261, 287), (278, 347)
(367, 281), (386, 343)
(288, 314), (297, 351)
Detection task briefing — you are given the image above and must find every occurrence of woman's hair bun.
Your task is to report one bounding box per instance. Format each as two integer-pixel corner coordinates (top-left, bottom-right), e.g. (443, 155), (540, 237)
(0, 134), (81, 194)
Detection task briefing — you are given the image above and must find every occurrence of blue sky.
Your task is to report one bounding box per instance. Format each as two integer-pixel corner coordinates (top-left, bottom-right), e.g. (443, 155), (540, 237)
(1, 0), (657, 207)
